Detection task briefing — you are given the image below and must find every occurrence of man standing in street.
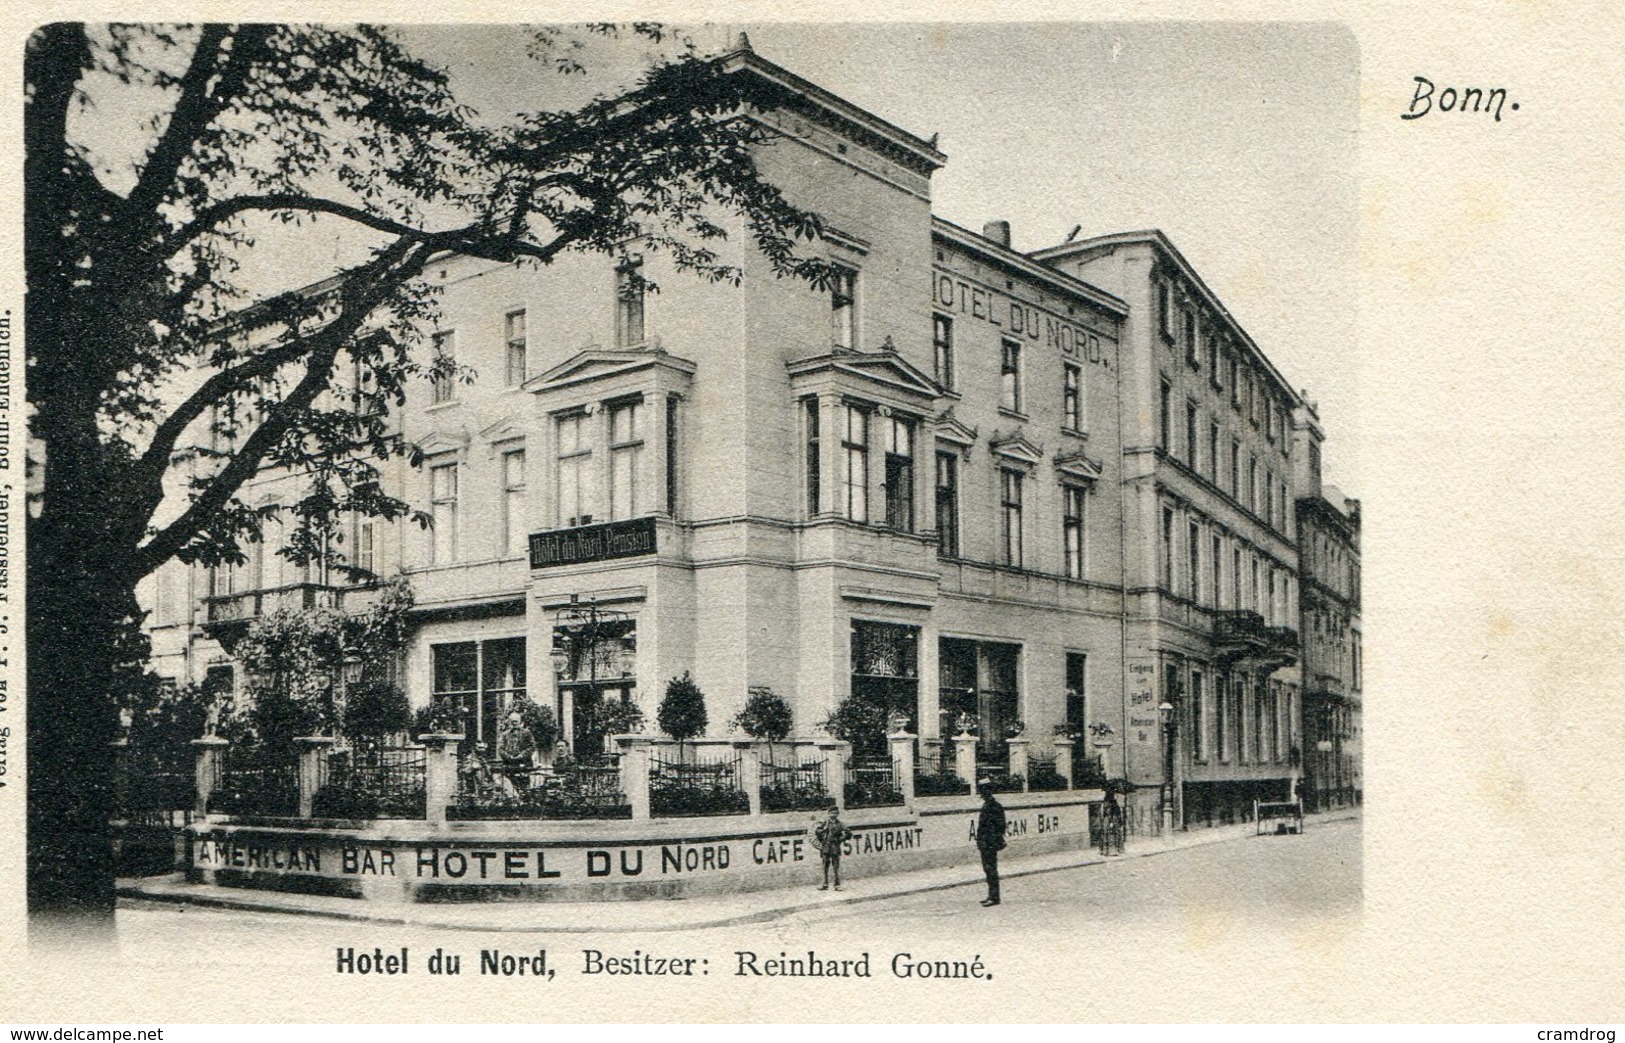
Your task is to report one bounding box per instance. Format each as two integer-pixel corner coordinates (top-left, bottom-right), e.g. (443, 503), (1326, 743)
(975, 780), (1007, 907)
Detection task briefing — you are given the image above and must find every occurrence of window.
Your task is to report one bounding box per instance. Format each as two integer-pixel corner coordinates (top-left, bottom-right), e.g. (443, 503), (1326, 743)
(1229, 354), (1241, 407)
(831, 266), (857, 350)
(1265, 397), (1276, 443)
(1159, 379), (1172, 450)
(1309, 441), (1322, 488)
(1183, 309), (1198, 366)
(432, 638), (526, 752)
(1000, 340), (1023, 413)
(1208, 420), (1219, 482)
(1254, 685), (1269, 762)
(1216, 676), (1229, 761)
(1190, 670), (1206, 761)
(1235, 676), (1249, 764)
(842, 403), (869, 522)
(941, 639), (1022, 763)
(850, 622), (921, 754)
(1065, 654), (1087, 737)
(1063, 484), (1086, 580)
(665, 395), (680, 515)
(883, 414), (915, 531)
(933, 314), (955, 390)
(1185, 400), (1199, 466)
(1265, 470), (1275, 526)
(1230, 439), (1241, 497)
(1248, 455), (1259, 512)
(1232, 545), (1243, 610)
(608, 399), (643, 521)
(1157, 281), (1171, 339)
(1000, 468), (1024, 567)
(1160, 506), (1175, 590)
(1247, 372), (1258, 425)
(615, 262), (645, 347)
(1207, 334), (1221, 386)
(1188, 520), (1202, 601)
(431, 331), (456, 404)
(353, 355), (384, 417)
(502, 449), (526, 557)
(804, 399), (821, 516)
(1063, 363), (1082, 431)
(935, 451), (960, 558)
(1251, 555), (1261, 613)
(356, 520), (377, 578)
(556, 412), (593, 527)
(1266, 568), (1277, 625)
(1211, 532), (1223, 608)
(505, 309), (527, 387)
(430, 461), (458, 563)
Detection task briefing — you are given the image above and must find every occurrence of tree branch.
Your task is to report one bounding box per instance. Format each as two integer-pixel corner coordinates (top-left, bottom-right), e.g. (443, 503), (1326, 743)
(131, 238), (430, 577)
(162, 193), (439, 257)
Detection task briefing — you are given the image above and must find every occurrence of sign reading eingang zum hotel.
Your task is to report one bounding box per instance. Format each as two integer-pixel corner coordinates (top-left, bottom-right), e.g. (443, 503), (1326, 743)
(529, 516), (656, 569)
(191, 800), (1088, 891)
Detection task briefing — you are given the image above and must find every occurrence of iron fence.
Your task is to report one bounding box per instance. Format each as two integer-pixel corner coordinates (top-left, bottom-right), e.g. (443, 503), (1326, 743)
(447, 755), (631, 820)
(649, 751), (750, 818)
(313, 745), (426, 819)
(209, 748), (299, 817)
(913, 769), (971, 797)
(844, 757), (904, 809)
(1027, 757), (1068, 791)
(759, 759), (829, 813)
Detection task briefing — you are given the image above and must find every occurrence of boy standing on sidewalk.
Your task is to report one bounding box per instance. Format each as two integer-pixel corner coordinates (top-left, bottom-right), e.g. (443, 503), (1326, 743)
(814, 805), (852, 891)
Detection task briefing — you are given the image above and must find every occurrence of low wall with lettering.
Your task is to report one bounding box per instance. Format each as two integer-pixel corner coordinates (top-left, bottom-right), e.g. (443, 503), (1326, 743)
(188, 790), (1103, 902)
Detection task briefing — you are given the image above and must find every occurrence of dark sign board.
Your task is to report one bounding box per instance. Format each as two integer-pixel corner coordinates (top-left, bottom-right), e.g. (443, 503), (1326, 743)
(529, 516), (657, 569)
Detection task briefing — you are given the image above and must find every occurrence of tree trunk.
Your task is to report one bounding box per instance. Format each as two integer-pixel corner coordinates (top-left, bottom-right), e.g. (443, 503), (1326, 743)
(27, 510), (142, 927)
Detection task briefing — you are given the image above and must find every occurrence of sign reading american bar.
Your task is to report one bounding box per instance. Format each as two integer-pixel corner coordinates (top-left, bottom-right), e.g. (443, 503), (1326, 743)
(530, 516), (657, 569)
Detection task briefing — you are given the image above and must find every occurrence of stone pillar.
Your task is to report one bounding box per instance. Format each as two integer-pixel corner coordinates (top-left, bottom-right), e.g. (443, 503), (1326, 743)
(294, 736), (336, 818)
(1007, 736), (1031, 791)
(417, 733), (464, 827)
(734, 740), (763, 816)
(888, 730), (917, 805)
(816, 739), (846, 811)
(614, 735), (658, 820)
(191, 736), (229, 817)
(1093, 740), (1115, 788)
(1053, 738), (1075, 790)
(953, 733), (979, 787)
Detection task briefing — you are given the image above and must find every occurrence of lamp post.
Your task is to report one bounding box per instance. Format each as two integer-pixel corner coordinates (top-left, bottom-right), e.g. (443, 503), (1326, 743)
(553, 594), (632, 761)
(334, 650), (364, 747)
(1159, 699), (1177, 833)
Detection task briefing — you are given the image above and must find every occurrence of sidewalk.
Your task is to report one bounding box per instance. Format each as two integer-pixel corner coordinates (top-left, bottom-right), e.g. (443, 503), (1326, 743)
(118, 808), (1361, 933)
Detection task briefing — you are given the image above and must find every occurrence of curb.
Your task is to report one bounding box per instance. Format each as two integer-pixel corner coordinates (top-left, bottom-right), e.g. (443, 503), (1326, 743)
(118, 810), (1361, 933)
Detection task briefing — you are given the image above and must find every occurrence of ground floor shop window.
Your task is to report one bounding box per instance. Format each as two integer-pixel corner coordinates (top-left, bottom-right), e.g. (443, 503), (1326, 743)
(1190, 669), (1206, 762)
(431, 637), (525, 754)
(849, 620), (920, 757)
(938, 637), (1021, 768)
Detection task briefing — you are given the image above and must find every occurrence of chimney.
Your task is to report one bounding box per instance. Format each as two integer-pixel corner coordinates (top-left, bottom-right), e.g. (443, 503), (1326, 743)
(982, 220), (1011, 248)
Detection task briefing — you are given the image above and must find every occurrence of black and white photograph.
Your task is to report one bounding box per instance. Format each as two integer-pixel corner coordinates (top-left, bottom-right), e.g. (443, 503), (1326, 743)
(4, 8), (1621, 1031)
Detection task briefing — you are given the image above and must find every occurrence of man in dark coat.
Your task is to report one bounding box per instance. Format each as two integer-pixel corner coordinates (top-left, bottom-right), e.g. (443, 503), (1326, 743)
(975, 781), (1007, 906)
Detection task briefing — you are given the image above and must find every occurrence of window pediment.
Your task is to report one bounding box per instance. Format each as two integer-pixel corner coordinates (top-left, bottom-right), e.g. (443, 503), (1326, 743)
(934, 408), (979, 454)
(989, 431), (1044, 468)
(787, 340), (942, 404)
(1054, 448), (1105, 483)
(418, 428), (470, 460)
(525, 347), (696, 396)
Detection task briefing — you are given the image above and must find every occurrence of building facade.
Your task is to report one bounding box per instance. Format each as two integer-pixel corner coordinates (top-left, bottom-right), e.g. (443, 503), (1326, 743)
(139, 44), (1356, 836)
(1293, 399), (1363, 809)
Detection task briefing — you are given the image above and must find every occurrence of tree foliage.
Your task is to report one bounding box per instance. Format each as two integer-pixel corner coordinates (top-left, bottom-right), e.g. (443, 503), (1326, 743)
(25, 21), (833, 918)
(822, 696), (887, 757)
(732, 686), (793, 744)
(658, 672), (708, 747)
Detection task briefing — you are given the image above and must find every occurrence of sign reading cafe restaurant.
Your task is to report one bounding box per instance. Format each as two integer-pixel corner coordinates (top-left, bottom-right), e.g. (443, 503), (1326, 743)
(530, 517), (657, 569)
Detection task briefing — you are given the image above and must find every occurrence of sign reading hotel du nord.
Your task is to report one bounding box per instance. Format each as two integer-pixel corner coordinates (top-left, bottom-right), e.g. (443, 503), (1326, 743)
(530, 516), (657, 569)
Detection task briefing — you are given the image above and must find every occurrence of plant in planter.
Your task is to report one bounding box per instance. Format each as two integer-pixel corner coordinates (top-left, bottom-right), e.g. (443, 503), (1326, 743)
(822, 696), (887, 758)
(733, 686), (792, 754)
(658, 672), (708, 756)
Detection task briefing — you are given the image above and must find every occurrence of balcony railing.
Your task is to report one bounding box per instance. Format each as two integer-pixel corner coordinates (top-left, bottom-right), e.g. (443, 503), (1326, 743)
(203, 582), (346, 624)
(1213, 610), (1299, 667)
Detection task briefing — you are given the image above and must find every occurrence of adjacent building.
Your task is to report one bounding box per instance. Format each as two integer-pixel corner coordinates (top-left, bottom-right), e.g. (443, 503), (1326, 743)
(139, 41), (1358, 836)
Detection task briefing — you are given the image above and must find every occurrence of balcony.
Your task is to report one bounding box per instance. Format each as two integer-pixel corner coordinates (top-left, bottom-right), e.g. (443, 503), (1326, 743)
(1213, 610), (1299, 670)
(201, 582), (353, 648)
